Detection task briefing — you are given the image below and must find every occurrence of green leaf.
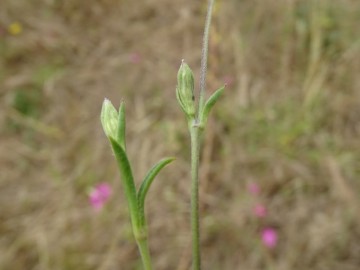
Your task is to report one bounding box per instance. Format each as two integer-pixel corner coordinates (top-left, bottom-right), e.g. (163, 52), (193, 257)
(109, 137), (138, 224)
(137, 157), (175, 225)
(117, 102), (126, 150)
(199, 85), (225, 127)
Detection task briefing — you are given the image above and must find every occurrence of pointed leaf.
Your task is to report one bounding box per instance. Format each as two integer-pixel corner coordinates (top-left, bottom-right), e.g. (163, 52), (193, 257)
(109, 137), (138, 223)
(137, 157), (175, 225)
(117, 102), (126, 150)
(199, 85), (225, 127)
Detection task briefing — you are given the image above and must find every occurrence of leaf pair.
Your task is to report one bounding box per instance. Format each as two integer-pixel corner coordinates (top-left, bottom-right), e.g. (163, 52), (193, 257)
(101, 99), (174, 234)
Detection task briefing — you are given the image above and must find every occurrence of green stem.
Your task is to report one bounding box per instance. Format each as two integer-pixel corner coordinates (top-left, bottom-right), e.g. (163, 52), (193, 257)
(189, 1), (215, 268)
(190, 124), (202, 270)
(198, 0), (215, 118)
(135, 229), (153, 270)
(189, 2), (215, 269)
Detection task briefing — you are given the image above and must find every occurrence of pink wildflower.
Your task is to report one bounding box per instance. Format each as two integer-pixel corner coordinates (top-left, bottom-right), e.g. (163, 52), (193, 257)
(248, 182), (260, 195)
(89, 183), (112, 211)
(129, 52), (141, 64)
(261, 227), (278, 248)
(253, 204), (267, 218)
(223, 75), (234, 87)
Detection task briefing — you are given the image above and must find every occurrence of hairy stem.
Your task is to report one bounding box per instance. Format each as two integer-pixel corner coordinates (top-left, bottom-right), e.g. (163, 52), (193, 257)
(189, 1), (215, 269)
(190, 125), (202, 270)
(198, 0), (215, 119)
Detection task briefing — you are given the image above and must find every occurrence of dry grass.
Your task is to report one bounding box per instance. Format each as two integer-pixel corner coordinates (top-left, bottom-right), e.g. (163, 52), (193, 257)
(1, 0), (360, 269)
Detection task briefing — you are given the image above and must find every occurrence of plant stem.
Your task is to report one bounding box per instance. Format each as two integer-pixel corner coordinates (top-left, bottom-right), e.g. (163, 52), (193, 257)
(190, 125), (202, 270)
(189, 1), (215, 269)
(198, 0), (215, 118)
(136, 235), (153, 270)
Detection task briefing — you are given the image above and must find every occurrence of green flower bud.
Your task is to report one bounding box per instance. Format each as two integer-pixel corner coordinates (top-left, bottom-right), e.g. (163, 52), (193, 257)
(176, 60), (196, 118)
(101, 98), (119, 139)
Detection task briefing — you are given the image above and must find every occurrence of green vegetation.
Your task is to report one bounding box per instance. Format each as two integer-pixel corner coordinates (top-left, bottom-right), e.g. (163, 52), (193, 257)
(1, 0), (360, 269)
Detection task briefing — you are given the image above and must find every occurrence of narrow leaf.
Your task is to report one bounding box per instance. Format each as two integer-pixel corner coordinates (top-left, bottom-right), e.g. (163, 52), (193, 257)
(109, 137), (138, 223)
(199, 85), (225, 127)
(117, 102), (126, 150)
(137, 157), (175, 225)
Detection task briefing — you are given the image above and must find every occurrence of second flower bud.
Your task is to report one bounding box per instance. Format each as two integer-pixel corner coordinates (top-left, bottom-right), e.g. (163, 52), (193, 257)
(176, 60), (196, 119)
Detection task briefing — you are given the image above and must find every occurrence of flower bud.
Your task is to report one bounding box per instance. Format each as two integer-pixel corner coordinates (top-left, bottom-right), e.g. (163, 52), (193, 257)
(101, 98), (119, 139)
(176, 60), (196, 118)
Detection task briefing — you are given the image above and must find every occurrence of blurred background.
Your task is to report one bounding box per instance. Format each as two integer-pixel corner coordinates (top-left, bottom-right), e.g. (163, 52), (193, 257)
(1, 0), (360, 269)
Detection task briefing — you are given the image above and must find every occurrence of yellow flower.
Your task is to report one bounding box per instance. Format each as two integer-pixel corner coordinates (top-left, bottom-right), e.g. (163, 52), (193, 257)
(8, 22), (22, 35)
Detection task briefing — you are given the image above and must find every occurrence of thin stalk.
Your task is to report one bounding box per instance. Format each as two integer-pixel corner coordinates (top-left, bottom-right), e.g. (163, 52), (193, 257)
(189, 1), (215, 269)
(136, 237), (153, 270)
(198, 0), (215, 119)
(190, 125), (202, 270)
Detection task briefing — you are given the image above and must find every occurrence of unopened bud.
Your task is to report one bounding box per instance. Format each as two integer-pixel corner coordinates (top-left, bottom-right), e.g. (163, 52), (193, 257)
(176, 60), (196, 118)
(101, 98), (119, 139)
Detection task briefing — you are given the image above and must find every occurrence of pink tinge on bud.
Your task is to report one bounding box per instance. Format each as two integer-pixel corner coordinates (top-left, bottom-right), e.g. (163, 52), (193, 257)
(248, 182), (260, 195)
(89, 183), (112, 211)
(253, 204), (267, 218)
(261, 227), (278, 248)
